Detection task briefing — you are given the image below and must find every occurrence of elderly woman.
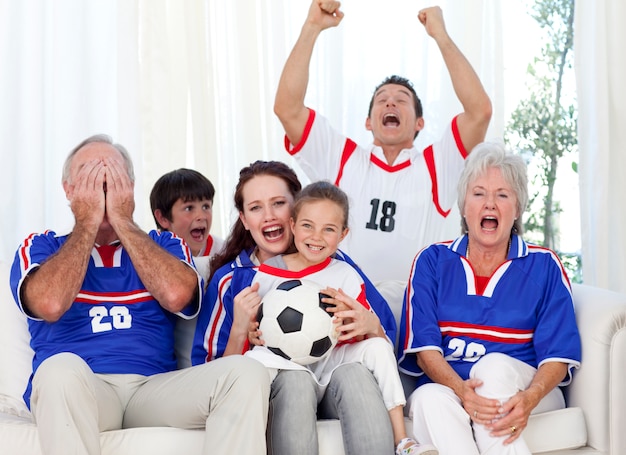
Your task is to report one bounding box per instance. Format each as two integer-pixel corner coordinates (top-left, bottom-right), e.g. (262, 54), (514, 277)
(398, 142), (581, 454)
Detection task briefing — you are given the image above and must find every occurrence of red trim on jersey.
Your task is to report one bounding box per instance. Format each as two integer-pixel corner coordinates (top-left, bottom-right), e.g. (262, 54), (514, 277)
(156, 230), (193, 264)
(475, 275), (489, 295)
(96, 244), (120, 268)
(528, 244), (572, 287)
(207, 274), (232, 362)
(403, 247), (422, 351)
(424, 145), (451, 218)
(451, 115), (468, 158)
(258, 256), (332, 278)
(198, 236), (213, 257)
(356, 283), (370, 310)
(369, 153), (411, 173)
(335, 139), (358, 186)
(284, 108), (316, 156)
(439, 321), (534, 344)
(19, 234), (36, 270)
(75, 289), (153, 305)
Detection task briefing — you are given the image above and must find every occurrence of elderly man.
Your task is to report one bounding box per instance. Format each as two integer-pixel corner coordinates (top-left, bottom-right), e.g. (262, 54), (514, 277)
(10, 134), (269, 455)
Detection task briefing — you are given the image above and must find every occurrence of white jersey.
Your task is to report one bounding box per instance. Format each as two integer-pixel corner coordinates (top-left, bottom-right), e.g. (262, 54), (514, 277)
(285, 109), (467, 282)
(193, 234), (224, 283)
(246, 255), (404, 408)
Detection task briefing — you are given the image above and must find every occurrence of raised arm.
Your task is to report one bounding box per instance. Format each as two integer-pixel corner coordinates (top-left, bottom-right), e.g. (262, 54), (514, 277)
(274, 0), (344, 145)
(419, 7), (492, 153)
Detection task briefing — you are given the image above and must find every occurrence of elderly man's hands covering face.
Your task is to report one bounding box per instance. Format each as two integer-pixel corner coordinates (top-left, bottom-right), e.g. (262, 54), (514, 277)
(67, 158), (107, 230)
(102, 157), (135, 228)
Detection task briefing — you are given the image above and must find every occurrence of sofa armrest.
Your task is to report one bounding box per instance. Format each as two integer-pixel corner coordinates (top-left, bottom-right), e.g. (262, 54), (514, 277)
(568, 284), (626, 454)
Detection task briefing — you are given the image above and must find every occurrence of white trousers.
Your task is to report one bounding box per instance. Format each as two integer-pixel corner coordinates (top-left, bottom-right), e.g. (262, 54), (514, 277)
(30, 352), (270, 455)
(407, 353), (565, 455)
(316, 337), (406, 410)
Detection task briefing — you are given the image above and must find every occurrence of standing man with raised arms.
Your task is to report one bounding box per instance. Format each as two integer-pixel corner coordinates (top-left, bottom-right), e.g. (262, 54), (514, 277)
(274, 1), (492, 282)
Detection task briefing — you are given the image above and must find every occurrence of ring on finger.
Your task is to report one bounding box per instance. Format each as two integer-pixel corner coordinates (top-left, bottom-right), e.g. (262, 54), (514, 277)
(473, 410), (478, 418)
(511, 426), (517, 434)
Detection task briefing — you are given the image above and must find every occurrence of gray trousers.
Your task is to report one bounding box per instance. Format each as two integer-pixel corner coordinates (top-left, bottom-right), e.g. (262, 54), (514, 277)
(267, 362), (394, 455)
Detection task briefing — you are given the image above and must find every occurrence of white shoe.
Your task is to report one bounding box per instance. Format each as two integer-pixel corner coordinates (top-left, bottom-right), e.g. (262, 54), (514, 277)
(395, 437), (439, 455)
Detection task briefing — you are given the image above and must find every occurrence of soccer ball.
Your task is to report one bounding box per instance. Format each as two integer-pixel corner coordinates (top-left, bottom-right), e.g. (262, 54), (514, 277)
(256, 279), (338, 365)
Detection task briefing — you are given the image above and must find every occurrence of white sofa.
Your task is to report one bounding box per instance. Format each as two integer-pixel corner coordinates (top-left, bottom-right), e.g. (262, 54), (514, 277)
(1, 259), (625, 455)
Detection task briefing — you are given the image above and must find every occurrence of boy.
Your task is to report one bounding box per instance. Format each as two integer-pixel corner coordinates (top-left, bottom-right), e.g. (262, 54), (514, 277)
(150, 168), (224, 282)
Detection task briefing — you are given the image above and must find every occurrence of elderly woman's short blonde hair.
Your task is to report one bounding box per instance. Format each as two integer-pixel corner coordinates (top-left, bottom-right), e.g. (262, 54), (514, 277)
(457, 142), (528, 235)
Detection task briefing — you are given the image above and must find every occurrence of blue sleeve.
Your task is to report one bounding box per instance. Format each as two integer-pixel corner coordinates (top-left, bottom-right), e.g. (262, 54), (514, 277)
(150, 230), (194, 264)
(190, 264), (259, 365)
(335, 250), (397, 343)
(191, 263), (233, 365)
(10, 231), (63, 314)
(150, 230), (203, 318)
(532, 254), (581, 382)
(398, 245), (442, 376)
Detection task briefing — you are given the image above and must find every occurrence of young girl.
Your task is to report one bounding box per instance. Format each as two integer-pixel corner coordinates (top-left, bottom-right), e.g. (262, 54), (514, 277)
(191, 161), (397, 455)
(247, 180), (438, 455)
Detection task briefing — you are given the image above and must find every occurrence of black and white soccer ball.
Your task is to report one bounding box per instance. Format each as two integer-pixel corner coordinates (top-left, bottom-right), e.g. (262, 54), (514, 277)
(256, 279), (338, 365)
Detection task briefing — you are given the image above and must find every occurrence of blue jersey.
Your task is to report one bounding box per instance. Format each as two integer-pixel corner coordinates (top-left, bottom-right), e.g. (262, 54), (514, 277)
(10, 230), (201, 407)
(191, 249), (396, 365)
(398, 235), (581, 386)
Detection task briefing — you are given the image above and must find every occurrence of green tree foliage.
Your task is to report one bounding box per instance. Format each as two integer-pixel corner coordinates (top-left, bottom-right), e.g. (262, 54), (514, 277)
(505, 0), (580, 281)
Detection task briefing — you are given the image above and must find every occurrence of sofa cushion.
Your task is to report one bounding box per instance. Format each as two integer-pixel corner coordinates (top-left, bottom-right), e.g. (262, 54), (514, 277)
(0, 408), (591, 455)
(525, 407), (587, 453)
(0, 412), (205, 455)
(0, 260), (33, 419)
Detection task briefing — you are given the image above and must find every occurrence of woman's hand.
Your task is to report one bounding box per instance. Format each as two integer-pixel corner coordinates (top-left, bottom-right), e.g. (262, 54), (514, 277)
(458, 378), (502, 427)
(417, 351), (502, 427)
(482, 389), (535, 444)
(248, 320), (264, 347)
(462, 378), (536, 444)
(232, 282), (262, 338)
(223, 283), (263, 356)
(484, 362), (567, 444)
(323, 287), (384, 341)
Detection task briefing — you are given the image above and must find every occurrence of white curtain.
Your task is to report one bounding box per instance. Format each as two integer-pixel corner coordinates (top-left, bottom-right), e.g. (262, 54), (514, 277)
(1, 0), (502, 265)
(575, 0), (626, 293)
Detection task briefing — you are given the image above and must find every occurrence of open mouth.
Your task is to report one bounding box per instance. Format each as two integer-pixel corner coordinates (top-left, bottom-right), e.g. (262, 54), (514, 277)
(480, 216), (499, 231)
(190, 227), (206, 242)
(382, 113), (400, 127)
(263, 225), (284, 240)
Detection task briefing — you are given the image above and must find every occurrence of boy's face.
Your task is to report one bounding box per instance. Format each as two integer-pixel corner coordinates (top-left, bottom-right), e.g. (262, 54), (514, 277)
(160, 197), (213, 256)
